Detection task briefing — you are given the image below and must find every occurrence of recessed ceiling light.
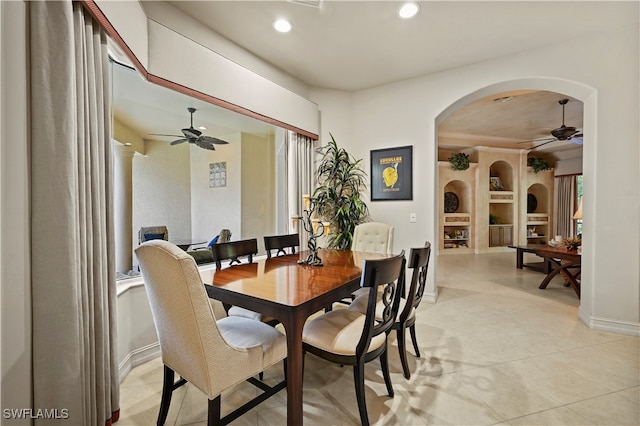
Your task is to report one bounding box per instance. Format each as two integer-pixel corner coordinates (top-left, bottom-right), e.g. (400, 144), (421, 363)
(399, 2), (419, 19)
(198, 126), (207, 130)
(274, 19), (292, 33)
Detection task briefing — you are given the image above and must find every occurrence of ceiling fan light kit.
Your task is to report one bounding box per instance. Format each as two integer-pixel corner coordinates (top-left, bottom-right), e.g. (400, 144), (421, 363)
(149, 107), (229, 151)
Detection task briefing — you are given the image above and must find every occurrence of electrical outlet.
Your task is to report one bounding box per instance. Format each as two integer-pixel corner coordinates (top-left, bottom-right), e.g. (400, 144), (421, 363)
(410, 213), (417, 223)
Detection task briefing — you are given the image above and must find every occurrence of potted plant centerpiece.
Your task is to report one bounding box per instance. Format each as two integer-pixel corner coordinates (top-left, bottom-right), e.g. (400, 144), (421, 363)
(312, 134), (369, 250)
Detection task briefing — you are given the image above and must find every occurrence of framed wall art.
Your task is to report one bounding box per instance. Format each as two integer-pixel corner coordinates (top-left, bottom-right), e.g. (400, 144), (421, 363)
(370, 145), (413, 201)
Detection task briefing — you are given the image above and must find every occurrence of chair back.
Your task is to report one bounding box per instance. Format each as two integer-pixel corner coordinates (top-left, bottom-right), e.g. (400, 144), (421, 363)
(138, 226), (168, 244)
(357, 251), (405, 356)
(399, 242), (431, 323)
(264, 233), (300, 258)
(135, 240), (237, 398)
(211, 238), (259, 269)
(352, 222), (394, 254)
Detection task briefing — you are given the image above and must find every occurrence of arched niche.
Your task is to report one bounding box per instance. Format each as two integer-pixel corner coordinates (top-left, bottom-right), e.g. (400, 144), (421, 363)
(489, 160), (513, 191)
(444, 179), (471, 213)
(527, 183), (549, 213)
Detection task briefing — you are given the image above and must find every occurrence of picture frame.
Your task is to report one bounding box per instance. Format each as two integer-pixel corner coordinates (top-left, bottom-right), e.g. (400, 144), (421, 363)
(370, 145), (413, 201)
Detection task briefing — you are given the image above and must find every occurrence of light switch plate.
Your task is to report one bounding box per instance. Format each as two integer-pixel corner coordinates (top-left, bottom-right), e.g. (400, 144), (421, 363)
(410, 213), (417, 223)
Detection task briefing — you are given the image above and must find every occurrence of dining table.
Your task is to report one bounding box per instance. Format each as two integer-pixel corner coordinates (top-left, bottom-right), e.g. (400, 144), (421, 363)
(201, 248), (392, 426)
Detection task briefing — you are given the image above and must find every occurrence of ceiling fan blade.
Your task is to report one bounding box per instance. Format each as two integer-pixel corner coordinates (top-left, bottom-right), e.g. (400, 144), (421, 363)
(170, 138), (188, 145)
(199, 135), (229, 145)
(149, 133), (183, 138)
(531, 139), (559, 149)
(195, 137), (216, 150)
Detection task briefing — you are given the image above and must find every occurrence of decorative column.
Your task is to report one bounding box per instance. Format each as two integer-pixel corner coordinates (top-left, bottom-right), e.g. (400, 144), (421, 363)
(114, 143), (134, 273)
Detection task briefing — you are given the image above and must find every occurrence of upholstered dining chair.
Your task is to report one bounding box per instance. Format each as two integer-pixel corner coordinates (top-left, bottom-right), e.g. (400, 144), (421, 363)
(350, 242), (432, 379)
(135, 240), (287, 426)
(348, 222), (395, 302)
(264, 233), (300, 258)
(302, 251), (406, 426)
(351, 222), (394, 255)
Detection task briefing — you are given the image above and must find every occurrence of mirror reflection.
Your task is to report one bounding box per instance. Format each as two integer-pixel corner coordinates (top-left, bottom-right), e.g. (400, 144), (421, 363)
(111, 60), (287, 276)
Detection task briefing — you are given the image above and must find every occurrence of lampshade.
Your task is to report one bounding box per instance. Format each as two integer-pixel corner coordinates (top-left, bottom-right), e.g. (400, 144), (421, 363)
(573, 197), (583, 220)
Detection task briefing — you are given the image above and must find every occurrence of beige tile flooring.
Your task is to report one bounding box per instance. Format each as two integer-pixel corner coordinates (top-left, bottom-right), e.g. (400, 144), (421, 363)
(118, 252), (639, 425)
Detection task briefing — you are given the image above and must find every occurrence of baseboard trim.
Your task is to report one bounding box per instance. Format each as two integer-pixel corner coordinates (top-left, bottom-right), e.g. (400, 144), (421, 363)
(578, 308), (640, 336)
(119, 342), (161, 383)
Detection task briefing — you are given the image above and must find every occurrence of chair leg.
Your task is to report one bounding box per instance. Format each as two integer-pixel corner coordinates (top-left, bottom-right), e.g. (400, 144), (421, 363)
(409, 324), (420, 357)
(380, 347), (394, 397)
(396, 327), (411, 380)
(157, 366), (174, 426)
(207, 396), (221, 426)
(259, 372), (264, 380)
(353, 362), (370, 426)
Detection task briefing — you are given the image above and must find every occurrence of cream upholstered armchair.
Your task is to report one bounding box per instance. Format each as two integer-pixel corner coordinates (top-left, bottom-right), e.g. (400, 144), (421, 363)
(351, 222), (394, 255)
(302, 252), (406, 426)
(135, 240), (286, 425)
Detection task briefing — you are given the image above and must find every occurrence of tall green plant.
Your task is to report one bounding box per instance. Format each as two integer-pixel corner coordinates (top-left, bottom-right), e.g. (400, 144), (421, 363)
(312, 134), (369, 250)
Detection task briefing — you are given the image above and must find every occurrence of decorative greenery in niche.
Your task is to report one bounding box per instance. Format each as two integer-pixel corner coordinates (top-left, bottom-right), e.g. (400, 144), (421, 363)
(528, 157), (551, 173)
(489, 214), (500, 225)
(448, 152), (470, 171)
(312, 134), (369, 250)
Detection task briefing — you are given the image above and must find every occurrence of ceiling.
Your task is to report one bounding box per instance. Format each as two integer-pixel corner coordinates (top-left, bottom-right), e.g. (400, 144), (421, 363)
(112, 1), (635, 154)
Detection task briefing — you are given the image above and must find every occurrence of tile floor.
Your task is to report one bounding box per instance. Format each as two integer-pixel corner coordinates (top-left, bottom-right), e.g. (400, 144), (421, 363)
(118, 252), (639, 425)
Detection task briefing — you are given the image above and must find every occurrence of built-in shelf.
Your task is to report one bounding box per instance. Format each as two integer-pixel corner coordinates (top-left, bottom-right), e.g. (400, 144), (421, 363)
(444, 213), (471, 225)
(489, 191), (514, 203)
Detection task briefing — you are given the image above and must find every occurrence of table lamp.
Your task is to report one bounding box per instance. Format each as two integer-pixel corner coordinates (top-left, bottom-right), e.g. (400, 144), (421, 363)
(573, 197), (583, 220)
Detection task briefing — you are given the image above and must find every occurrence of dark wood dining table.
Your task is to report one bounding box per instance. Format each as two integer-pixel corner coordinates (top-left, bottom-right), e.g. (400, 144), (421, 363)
(201, 248), (391, 426)
(534, 246), (582, 298)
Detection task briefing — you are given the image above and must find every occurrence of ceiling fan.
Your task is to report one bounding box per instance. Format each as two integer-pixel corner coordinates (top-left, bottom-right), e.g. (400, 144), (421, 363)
(150, 107), (229, 151)
(528, 99), (583, 149)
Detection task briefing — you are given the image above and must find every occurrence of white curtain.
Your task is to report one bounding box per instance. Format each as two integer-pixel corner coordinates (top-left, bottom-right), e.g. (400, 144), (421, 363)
(286, 131), (314, 248)
(555, 175), (576, 239)
(30, 2), (119, 424)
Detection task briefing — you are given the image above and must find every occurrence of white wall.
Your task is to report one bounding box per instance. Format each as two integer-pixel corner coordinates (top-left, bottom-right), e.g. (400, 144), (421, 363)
(311, 24), (640, 333)
(132, 140), (192, 262)
(241, 133), (276, 252)
(190, 132), (242, 243)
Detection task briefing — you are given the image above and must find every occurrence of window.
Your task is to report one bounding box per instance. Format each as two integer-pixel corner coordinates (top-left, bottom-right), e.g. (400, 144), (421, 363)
(575, 174), (583, 236)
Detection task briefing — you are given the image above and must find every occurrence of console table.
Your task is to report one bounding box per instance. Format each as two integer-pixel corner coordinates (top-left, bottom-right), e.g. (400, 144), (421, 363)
(508, 244), (552, 273)
(534, 246), (581, 298)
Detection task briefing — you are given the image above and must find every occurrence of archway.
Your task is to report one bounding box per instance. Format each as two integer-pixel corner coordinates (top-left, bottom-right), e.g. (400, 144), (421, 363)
(433, 77), (595, 324)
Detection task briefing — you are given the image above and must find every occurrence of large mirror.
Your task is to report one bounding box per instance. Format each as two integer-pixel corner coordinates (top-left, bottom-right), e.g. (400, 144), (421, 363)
(111, 59), (288, 276)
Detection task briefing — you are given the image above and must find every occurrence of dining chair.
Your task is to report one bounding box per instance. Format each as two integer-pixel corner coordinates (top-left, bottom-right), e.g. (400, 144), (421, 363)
(334, 222), (396, 309)
(135, 240), (287, 426)
(302, 251), (406, 426)
(264, 233), (300, 258)
(351, 222), (394, 255)
(350, 242), (432, 379)
(213, 238), (278, 325)
(210, 238), (258, 269)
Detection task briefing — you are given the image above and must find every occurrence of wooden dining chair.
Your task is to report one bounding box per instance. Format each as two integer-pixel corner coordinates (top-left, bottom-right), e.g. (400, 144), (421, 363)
(213, 238), (278, 326)
(302, 251), (406, 426)
(210, 238), (258, 269)
(349, 242), (431, 379)
(135, 240), (287, 426)
(264, 233), (299, 258)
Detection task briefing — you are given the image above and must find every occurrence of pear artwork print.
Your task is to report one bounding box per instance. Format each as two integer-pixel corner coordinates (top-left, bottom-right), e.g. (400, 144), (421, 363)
(371, 146), (413, 201)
